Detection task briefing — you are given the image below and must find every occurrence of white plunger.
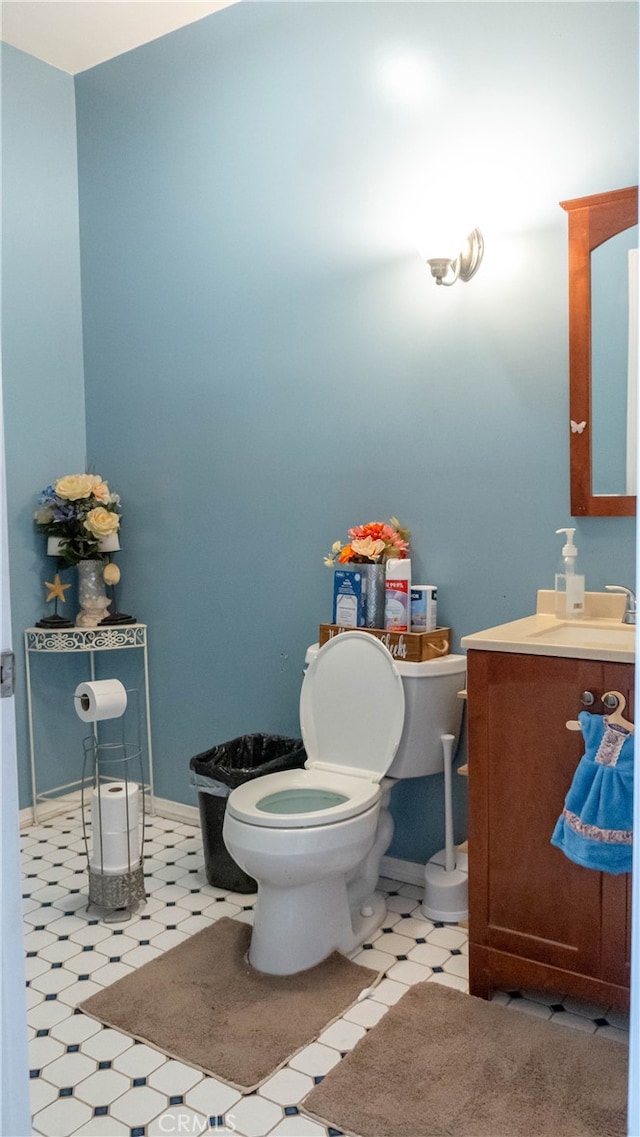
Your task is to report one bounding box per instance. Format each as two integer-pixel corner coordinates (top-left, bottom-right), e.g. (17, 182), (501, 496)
(442, 732), (455, 873)
(421, 733), (468, 923)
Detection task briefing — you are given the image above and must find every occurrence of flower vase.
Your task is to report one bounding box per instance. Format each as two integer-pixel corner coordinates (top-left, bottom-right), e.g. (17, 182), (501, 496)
(77, 560), (111, 627)
(362, 562), (386, 629)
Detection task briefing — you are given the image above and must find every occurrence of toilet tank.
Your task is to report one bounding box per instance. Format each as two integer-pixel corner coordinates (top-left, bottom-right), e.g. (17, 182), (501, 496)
(388, 654), (467, 779)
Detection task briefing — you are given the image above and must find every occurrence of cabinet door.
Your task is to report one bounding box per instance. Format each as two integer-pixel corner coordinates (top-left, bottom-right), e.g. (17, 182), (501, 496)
(602, 873), (633, 989)
(468, 651), (608, 978)
(600, 662), (634, 989)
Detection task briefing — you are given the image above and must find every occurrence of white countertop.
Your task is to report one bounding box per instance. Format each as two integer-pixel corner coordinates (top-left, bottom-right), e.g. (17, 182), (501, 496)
(461, 592), (635, 664)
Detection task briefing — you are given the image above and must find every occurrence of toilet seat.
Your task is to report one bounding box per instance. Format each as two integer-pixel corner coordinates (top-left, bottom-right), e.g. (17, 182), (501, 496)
(226, 632), (405, 830)
(225, 767), (381, 828)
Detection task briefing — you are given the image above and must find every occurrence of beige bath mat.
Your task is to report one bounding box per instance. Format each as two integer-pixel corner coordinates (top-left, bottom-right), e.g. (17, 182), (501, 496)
(303, 980), (628, 1137)
(79, 916), (379, 1091)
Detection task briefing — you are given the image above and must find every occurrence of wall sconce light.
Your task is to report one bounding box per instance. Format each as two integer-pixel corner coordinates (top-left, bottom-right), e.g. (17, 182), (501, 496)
(424, 228), (484, 287)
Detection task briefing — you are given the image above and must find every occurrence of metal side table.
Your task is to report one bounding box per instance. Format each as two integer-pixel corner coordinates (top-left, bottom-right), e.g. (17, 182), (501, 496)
(24, 624), (154, 824)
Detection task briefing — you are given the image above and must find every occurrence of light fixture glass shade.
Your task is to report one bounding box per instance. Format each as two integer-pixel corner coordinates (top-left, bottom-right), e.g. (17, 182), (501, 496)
(423, 228), (484, 287)
(416, 213), (477, 261)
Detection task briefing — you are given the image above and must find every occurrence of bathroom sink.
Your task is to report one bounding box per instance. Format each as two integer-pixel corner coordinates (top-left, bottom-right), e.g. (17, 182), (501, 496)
(461, 604), (636, 663)
(526, 621), (636, 650)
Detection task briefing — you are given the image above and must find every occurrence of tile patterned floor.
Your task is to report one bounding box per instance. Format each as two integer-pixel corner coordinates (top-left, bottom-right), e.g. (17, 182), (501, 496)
(21, 807), (629, 1137)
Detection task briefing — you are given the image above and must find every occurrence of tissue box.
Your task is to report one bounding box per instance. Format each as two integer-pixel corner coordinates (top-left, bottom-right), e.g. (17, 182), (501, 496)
(332, 568), (366, 627)
(318, 624), (451, 663)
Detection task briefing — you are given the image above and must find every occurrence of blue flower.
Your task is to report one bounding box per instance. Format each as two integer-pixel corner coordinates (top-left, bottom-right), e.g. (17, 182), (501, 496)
(52, 501), (76, 522)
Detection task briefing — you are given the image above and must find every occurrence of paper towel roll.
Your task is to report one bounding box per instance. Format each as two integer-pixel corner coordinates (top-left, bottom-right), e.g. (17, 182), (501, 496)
(74, 679), (127, 722)
(91, 781), (139, 832)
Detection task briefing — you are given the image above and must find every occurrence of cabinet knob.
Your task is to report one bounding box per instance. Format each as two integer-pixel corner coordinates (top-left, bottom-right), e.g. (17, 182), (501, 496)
(580, 691), (596, 706)
(602, 692), (619, 710)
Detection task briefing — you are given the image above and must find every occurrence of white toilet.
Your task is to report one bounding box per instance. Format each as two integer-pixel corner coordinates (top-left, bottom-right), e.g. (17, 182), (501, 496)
(223, 632), (466, 975)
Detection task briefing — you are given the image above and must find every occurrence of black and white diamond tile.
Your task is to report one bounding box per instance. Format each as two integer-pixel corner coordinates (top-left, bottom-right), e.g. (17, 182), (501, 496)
(20, 806), (629, 1137)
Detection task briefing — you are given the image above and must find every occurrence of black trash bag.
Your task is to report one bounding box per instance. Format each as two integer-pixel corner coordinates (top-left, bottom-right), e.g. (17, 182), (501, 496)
(189, 733), (306, 893)
(190, 732), (306, 791)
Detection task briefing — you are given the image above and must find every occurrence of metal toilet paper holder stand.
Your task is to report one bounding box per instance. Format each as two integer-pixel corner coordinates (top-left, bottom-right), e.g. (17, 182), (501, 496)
(80, 687), (147, 921)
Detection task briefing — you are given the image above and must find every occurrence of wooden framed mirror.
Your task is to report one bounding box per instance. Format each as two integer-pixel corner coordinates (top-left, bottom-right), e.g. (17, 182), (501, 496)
(560, 186), (638, 517)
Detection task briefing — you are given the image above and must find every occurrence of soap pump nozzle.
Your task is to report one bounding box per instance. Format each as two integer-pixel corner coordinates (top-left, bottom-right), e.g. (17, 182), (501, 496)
(556, 527), (578, 558)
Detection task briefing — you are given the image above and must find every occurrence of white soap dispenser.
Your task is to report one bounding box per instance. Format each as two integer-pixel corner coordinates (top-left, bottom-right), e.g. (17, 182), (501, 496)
(555, 527), (585, 619)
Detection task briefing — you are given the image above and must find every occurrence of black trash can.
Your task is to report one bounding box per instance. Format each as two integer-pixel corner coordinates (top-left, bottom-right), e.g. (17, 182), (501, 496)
(189, 733), (307, 892)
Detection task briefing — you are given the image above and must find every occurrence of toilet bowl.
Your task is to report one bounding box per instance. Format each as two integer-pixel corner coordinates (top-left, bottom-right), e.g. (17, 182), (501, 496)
(223, 631), (466, 975)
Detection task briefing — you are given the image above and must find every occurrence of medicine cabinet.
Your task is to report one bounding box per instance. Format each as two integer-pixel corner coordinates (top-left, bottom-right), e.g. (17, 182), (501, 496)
(560, 186), (638, 517)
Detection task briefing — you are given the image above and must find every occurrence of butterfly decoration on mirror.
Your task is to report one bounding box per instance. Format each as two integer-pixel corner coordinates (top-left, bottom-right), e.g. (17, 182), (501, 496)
(570, 420), (587, 434)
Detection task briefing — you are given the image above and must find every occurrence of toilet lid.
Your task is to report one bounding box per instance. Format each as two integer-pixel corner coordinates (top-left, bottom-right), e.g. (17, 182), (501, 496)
(299, 632), (405, 782)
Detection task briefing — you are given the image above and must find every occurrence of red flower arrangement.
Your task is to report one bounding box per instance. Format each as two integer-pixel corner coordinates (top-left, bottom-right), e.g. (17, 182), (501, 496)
(324, 518), (410, 566)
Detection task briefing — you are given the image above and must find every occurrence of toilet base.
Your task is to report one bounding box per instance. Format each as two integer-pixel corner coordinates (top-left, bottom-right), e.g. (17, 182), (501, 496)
(422, 847), (468, 924)
(248, 880), (387, 975)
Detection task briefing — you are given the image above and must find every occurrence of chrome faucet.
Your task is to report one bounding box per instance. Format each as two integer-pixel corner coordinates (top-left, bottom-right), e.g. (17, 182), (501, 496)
(605, 585), (637, 625)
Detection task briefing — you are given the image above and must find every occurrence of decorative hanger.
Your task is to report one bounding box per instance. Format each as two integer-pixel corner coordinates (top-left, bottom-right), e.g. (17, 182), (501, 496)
(602, 690), (634, 732)
(565, 690), (634, 733)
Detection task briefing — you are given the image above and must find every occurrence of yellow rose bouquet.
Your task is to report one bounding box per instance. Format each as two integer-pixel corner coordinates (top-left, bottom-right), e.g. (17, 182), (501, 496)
(34, 473), (121, 568)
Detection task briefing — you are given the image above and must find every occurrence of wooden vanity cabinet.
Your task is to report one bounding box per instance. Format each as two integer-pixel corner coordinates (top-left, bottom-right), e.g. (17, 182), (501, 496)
(467, 649), (632, 1011)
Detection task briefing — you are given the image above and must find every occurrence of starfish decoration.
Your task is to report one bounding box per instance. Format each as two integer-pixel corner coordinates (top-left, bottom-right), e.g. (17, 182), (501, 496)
(45, 574), (71, 605)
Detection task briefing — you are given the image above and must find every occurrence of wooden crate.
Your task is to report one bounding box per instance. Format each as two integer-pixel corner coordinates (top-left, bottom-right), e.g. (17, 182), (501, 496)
(318, 624), (451, 663)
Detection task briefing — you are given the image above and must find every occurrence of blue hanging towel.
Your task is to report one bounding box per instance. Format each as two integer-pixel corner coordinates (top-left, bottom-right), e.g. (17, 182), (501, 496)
(551, 711), (633, 874)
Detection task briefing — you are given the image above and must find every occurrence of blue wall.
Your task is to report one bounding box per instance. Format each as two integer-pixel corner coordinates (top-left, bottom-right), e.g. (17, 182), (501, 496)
(1, 43), (90, 806)
(3, 4), (638, 865)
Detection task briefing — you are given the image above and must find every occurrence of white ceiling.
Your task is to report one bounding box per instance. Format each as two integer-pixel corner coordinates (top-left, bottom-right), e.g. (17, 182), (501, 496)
(0, 1), (238, 75)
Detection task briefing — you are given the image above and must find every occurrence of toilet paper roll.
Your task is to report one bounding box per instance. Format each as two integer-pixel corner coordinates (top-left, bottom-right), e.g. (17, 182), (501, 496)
(90, 826), (141, 873)
(74, 679), (127, 722)
(91, 781), (141, 871)
(91, 781), (139, 833)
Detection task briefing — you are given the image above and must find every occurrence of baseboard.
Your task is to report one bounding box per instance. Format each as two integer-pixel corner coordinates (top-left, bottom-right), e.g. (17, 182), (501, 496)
(151, 796), (200, 826)
(380, 854), (425, 887)
(19, 791), (200, 830)
(19, 792), (427, 890)
(20, 792), (84, 828)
